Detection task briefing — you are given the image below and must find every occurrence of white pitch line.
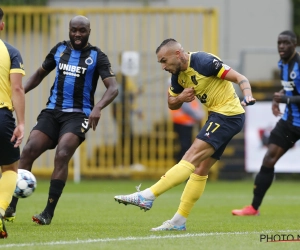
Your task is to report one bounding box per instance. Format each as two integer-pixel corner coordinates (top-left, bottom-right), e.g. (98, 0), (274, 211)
(0, 229), (298, 248)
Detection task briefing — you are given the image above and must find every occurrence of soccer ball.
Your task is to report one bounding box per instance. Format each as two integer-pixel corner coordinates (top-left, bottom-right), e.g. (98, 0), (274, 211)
(14, 169), (37, 198)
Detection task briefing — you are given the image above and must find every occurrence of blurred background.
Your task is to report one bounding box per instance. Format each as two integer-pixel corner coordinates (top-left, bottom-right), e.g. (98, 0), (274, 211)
(1, 0), (299, 181)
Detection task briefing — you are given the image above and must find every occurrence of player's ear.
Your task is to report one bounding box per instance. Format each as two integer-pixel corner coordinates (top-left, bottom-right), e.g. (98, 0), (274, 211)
(0, 22), (4, 31)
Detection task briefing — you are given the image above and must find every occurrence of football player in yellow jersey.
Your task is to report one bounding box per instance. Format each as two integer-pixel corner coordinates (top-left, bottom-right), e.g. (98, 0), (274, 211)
(0, 8), (25, 238)
(115, 38), (255, 231)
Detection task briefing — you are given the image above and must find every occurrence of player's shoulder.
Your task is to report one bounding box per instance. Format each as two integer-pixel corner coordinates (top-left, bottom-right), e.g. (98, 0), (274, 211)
(85, 43), (102, 53)
(189, 51), (223, 75)
(50, 41), (68, 52)
(190, 51), (221, 65)
(1, 40), (21, 56)
(292, 52), (300, 64)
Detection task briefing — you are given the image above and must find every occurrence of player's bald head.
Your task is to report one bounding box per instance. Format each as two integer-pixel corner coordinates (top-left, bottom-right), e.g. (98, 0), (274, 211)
(156, 38), (183, 54)
(69, 15), (90, 29)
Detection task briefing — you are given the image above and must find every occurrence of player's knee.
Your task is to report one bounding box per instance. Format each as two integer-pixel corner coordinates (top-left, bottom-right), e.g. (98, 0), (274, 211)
(55, 149), (72, 164)
(20, 143), (38, 161)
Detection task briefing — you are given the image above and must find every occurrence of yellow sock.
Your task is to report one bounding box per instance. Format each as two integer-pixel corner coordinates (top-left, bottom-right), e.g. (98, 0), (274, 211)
(0, 171), (17, 214)
(177, 173), (208, 218)
(150, 160), (195, 197)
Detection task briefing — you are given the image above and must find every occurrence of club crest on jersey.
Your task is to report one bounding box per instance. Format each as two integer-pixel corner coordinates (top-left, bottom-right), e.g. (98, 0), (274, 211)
(191, 75), (198, 85)
(85, 57), (93, 65)
(290, 71), (297, 79)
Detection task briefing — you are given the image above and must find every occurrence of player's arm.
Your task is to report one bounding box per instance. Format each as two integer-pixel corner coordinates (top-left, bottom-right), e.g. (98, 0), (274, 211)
(168, 88), (195, 110)
(271, 89), (283, 116)
(94, 76), (119, 110)
(224, 69), (256, 106)
(10, 73), (25, 147)
(89, 76), (118, 131)
(24, 67), (50, 93)
(273, 89), (300, 104)
(168, 74), (195, 110)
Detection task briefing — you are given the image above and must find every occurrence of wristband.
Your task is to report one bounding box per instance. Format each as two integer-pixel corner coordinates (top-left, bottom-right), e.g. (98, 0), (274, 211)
(243, 96), (255, 106)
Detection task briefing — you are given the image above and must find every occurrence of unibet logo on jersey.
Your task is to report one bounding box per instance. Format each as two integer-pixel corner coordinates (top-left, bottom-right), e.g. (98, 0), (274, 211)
(59, 63), (87, 77)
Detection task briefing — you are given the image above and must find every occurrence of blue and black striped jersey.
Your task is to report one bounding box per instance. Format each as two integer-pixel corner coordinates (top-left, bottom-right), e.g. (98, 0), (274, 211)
(278, 52), (300, 127)
(42, 41), (115, 116)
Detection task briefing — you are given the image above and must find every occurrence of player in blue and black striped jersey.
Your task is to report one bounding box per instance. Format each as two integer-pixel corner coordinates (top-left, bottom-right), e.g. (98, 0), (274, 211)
(5, 15), (118, 225)
(114, 38), (256, 231)
(232, 30), (300, 216)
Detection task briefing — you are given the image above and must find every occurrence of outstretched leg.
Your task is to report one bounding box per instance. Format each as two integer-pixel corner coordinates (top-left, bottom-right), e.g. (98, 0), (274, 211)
(114, 139), (215, 211)
(32, 132), (80, 225)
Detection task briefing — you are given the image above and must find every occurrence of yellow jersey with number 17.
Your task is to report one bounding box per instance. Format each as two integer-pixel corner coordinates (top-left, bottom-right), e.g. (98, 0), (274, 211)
(0, 39), (25, 111)
(169, 51), (244, 116)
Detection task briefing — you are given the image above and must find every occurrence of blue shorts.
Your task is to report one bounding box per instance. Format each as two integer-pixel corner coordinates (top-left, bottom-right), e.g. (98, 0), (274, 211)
(32, 109), (89, 149)
(196, 112), (245, 160)
(0, 108), (20, 165)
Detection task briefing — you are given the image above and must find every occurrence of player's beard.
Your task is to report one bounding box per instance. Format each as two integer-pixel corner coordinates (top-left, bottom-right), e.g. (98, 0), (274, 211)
(70, 35), (89, 50)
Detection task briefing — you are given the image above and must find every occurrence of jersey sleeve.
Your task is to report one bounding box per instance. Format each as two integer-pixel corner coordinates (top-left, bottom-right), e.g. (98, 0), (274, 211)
(194, 52), (231, 79)
(169, 74), (184, 96)
(5, 42), (25, 75)
(42, 42), (62, 72)
(96, 49), (116, 80)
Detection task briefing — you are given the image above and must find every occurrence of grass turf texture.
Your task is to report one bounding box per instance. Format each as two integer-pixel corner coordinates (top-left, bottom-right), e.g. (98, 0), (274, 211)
(0, 179), (300, 250)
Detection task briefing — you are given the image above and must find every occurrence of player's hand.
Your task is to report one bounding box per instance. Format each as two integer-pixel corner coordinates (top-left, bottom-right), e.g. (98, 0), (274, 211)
(180, 87), (195, 102)
(241, 95), (256, 106)
(11, 124), (24, 148)
(272, 100), (282, 117)
(88, 108), (101, 131)
(273, 92), (287, 103)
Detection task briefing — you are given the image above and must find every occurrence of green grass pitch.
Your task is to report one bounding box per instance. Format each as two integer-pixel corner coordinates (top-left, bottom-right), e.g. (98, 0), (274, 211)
(1, 179), (300, 250)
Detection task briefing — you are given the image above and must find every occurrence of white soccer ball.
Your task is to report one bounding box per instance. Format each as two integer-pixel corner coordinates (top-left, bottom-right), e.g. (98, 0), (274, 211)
(14, 169), (37, 198)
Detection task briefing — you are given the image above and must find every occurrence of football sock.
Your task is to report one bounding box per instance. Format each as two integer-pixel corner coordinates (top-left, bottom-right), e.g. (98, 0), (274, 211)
(9, 196), (19, 211)
(177, 173), (208, 218)
(0, 171), (18, 213)
(150, 160), (195, 197)
(44, 179), (65, 217)
(140, 188), (156, 200)
(170, 212), (186, 226)
(251, 166), (274, 210)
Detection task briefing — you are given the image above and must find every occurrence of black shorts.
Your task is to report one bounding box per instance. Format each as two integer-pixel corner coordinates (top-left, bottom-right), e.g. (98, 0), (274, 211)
(268, 119), (300, 150)
(197, 112), (245, 160)
(0, 108), (20, 165)
(32, 109), (89, 149)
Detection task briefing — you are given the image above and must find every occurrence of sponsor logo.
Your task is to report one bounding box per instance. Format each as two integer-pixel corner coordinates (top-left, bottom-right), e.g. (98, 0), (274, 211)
(59, 63), (87, 78)
(213, 59), (221, 69)
(109, 67), (114, 75)
(19, 63), (24, 70)
(281, 80), (295, 91)
(204, 132), (210, 138)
